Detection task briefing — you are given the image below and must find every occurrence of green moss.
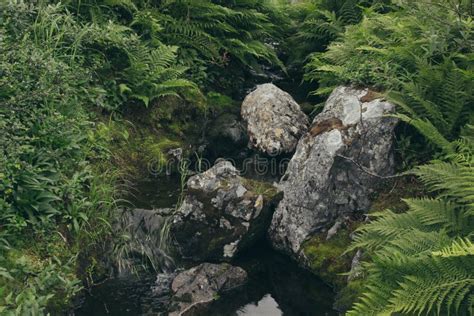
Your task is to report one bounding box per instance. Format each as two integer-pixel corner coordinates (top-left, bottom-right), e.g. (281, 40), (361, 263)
(206, 92), (239, 114)
(333, 279), (365, 312)
(242, 178), (278, 200)
(369, 176), (426, 214)
(302, 229), (354, 288)
(143, 136), (183, 166)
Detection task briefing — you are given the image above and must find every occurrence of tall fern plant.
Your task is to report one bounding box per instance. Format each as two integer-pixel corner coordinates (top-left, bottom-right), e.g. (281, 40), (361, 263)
(63, 0), (285, 95)
(285, 0), (389, 66)
(348, 131), (474, 315)
(305, 0), (473, 163)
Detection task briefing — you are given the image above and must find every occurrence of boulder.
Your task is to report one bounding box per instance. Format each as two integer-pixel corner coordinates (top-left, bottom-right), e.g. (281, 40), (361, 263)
(269, 86), (398, 259)
(171, 160), (280, 261)
(169, 263), (247, 316)
(241, 83), (309, 155)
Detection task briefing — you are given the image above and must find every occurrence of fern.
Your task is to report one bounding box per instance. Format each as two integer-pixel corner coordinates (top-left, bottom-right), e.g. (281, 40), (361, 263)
(285, 0), (380, 65)
(349, 136), (474, 315)
(140, 0), (285, 85)
(307, 0), (474, 160)
(121, 43), (197, 106)
(433, 238), (474, 258)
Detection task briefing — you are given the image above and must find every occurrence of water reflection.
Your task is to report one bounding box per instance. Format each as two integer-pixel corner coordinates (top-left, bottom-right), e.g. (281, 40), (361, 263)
(76, 177), (337, 316)
(237, 294), (282, 316)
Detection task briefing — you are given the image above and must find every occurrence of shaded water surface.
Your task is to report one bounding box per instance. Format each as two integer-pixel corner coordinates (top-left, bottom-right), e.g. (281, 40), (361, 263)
(76, 177), (337, 315)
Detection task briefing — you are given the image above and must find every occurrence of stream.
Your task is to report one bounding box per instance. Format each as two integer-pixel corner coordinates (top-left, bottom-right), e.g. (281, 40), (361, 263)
(75, 176), (337, 315)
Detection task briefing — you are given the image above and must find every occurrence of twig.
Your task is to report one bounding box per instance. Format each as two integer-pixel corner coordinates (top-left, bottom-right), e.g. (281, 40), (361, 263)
(336, 154), (406, 179)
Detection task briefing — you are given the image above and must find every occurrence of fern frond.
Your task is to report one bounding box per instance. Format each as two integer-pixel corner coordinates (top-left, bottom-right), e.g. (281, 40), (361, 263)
(350, 136), (474, 315)
(433, 238), (474, 258)
(403, 198), (462, 233)
(389, 256), (474, 315)
(394, 113), (455, 155)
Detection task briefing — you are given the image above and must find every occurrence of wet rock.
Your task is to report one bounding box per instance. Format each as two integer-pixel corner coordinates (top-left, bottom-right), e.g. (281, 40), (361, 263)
(152, 272), (177, 297)
(207, 113), (248, 158)
(171, 160), (281, 261)
(169, 263), (247, 316)
(269, 86), (398, 259)
(208, 113), (247, 146)
(241, 83), (309, 155)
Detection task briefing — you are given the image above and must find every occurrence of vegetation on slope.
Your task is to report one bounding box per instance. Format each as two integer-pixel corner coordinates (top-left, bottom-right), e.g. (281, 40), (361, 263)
(1, 0), (473, 314)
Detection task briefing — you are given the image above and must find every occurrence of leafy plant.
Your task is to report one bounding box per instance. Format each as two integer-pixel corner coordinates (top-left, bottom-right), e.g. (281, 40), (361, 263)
(284, 0), (389, 66)
(0, 2), (122, 312)
(306, 0), (474, 162)
(146, 0), (285, 88)
(62, 0), (286, 94)
(119, 43), (198, 107)
(305, 1), (473, 93)
(348, 130), (474, 315)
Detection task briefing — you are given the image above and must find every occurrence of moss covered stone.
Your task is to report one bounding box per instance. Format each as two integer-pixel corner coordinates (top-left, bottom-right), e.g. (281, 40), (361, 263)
(301, 229), (354, 288)
(242, 178), (279, 201)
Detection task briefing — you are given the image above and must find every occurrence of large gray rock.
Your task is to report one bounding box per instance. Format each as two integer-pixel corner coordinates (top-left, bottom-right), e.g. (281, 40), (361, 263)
(171, 160), (280, 261)
(169, 263), (247, 316)
(269, 86), (398, 257)
(241, 83), (309, 154)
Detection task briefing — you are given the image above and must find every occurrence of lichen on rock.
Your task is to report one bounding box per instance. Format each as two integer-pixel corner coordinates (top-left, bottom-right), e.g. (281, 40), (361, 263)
(241, 83), (309, 155)
(268, 85), (398, 267)
(171, 160), (281, 261)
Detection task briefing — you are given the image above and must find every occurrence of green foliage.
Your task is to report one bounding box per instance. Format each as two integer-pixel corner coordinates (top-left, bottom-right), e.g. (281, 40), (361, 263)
(306, 0), (474, 161)
(349, 134), (474, 315)
(0, 244), (81, 315)
(148, 0), (285, 87)
(63, 0), (286, 94)
(33, 0), (199, 110)
(306, 1), (473, 92)
(284, 0), (389, 66)
(0, 2), (124, 313)
(119, 44), (198, 107)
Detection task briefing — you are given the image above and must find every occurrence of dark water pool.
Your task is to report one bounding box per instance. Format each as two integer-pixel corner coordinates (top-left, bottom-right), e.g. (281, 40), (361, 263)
(75, 242), (336, 316)
(75, 177), (337, 315)
(127, 175), (181, 209)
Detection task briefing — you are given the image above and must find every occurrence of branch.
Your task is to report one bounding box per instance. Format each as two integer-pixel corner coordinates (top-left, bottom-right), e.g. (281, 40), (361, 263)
(336, 154), (406, 179)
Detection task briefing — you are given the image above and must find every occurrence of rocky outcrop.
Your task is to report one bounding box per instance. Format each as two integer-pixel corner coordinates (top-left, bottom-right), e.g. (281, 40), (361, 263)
(241, 83), (309, 155)
(171, 160), (281, 261)
(169, 263), (247, 316)
(269, 86), (398, 259)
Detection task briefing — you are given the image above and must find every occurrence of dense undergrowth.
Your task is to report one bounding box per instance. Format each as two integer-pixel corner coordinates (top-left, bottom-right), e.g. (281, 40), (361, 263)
(1, 0), (473, 314)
